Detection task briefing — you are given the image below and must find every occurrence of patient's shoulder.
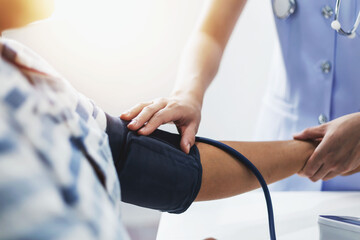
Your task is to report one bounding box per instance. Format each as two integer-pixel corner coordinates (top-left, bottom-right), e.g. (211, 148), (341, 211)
(0, 38), (59, 77)
(0, 38), (107, 131)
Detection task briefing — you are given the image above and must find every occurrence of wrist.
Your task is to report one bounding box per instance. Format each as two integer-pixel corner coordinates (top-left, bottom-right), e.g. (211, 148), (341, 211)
(172, 73), (210, 102)
(171, 88), (204, 109)
(297, 140), (317, 173)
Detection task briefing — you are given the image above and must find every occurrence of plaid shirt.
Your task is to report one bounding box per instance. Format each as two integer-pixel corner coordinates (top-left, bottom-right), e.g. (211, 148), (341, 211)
(0, 39), (129, 240)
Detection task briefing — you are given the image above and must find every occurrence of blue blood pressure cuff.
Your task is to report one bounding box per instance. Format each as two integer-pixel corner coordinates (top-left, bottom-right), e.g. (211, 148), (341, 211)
(105, 114), (202, 214)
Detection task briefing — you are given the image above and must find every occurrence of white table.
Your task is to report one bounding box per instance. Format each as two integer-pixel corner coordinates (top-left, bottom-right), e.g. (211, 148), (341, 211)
(156, 192), (360, 240)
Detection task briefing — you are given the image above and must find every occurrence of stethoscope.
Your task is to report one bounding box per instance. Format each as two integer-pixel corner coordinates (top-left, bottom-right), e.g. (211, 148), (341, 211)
(273, 0), (360, 39)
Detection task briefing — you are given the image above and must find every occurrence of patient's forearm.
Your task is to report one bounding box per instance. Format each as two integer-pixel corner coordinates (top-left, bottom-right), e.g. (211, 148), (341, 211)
(107, 116), (318, 213)
(195, 140), (315, 201)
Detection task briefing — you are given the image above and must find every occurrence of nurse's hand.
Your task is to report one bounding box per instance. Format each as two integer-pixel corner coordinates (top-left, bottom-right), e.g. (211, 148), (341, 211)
(120, 92), (202, 154)
(293, 112), (360, 182)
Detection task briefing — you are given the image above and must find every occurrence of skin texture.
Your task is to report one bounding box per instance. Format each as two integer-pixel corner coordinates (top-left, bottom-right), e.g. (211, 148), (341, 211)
(0, 0), (54, 33)
(121, 0), (248, 154)
(195, 140), (316, 201)
(195, 139), (360, 201)
(122, 0), (360, 183)
(3, 0), (358, 190)
(2, 3), (356, 239)
(294, 113), (360, 182)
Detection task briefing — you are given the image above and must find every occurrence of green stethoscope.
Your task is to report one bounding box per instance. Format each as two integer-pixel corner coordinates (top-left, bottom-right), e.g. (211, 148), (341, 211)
(273, 0), (360, 39)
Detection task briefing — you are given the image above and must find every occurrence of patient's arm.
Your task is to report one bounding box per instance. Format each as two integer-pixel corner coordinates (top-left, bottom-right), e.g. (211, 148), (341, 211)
(196, 140), (360, 201)
(195, 140), (315, 201)
(106, 116), (360, 213)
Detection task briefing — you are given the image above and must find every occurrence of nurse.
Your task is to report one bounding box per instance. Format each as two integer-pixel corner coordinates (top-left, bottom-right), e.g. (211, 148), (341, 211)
(121, 0), (360, 191)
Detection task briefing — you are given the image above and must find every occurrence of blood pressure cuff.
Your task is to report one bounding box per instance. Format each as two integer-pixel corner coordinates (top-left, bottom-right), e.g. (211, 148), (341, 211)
(105, 114), (202, 214)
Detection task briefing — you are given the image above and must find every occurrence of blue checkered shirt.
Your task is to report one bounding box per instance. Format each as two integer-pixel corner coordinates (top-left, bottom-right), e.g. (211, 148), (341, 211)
(0, 39), (129, 240)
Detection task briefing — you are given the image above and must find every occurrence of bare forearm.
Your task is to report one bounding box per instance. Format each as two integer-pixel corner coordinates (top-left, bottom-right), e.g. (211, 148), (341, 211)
(195, 140), (315, 201)
(172, 0), (247, 103)
(172, 32), (224, 103)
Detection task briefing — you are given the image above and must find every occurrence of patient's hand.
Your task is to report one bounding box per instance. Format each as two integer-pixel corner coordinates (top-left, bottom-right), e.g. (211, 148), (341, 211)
(294, 113), (360, 182)
(120, 91), (202, 154)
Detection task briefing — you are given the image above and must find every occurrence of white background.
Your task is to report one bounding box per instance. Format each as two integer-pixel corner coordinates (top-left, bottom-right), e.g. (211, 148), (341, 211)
(4, 0), (277, 239)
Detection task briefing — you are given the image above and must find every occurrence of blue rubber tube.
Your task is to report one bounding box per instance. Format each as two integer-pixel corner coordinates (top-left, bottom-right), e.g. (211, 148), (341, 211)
(195, 136), (276, 240)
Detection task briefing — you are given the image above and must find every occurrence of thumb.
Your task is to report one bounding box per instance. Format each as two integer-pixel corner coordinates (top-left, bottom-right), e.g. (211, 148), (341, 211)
(293, 125), (326, 140)
(179, 125), (197, 154)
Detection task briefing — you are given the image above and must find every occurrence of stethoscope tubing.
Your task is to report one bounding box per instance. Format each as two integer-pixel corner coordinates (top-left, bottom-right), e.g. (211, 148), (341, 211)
(273, 0), (360, 39)
(332, 0), (360, 38)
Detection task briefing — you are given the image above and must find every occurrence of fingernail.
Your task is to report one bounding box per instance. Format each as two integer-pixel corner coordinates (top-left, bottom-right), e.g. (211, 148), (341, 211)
(129, 119), (137, 126)
(187, 143), (191, 153)
(121, 111), (129, 116)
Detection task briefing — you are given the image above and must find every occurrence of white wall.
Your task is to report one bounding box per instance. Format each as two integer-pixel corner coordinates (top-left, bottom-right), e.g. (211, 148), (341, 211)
(3, 0), (276, 239)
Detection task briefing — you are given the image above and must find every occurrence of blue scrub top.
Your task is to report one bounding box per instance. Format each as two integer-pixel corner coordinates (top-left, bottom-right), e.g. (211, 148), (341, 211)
(254, 0), (360, 191)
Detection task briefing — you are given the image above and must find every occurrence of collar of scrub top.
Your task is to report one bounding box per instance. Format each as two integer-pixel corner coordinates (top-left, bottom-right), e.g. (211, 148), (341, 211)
(273, 0), (360, 39)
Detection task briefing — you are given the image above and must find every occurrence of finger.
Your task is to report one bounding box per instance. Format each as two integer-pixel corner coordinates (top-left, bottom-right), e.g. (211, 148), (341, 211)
(298, 145), (326, 178)
(138, 109), (179, 135)
(293, 125), (326, 140)
(179, 124), (197, 154)
(323, 171), (338, 181)
(127, 101), (167, 130)
(120, 102), (152, 120)
(309, 163), (331, 182)
(341, 164), (360, 176)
